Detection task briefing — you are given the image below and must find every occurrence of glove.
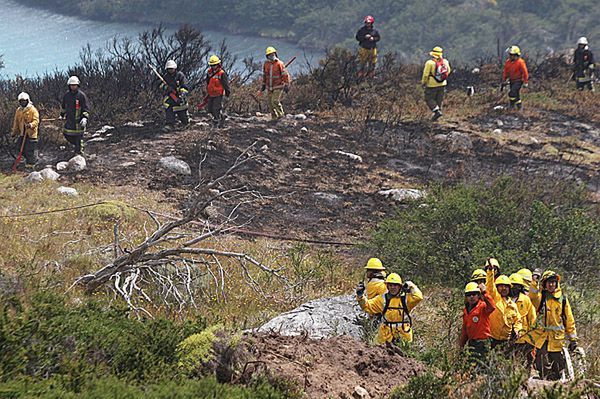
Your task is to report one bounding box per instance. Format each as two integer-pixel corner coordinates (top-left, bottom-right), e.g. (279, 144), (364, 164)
(59, 112), (65, 119)
(80, 118), (87, 128)
(283, 85), (290, 93)
(260, 84), (266, 92)
(356, 282), (365, 297)
(568, 340), (577, 352)
(523, 83), (529, 88)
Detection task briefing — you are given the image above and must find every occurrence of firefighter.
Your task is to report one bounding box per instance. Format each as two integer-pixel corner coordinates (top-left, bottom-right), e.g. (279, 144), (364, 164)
(421, 46), (451, 121)
(573, 37), (595, 92)
(502, 46), (529, 109)
(206, 55), (231, 128)
(355, 15), (380, 78)
(355, 257), (387, 302)
(529, 271), (578, 381)
(260, 47), (291, 120)
(509, 273), (537, 370)
(460, 281), (496, 364)
(356, 273), (423, 344)
(162, 60), (189, 132)
(11, 92), (40, 168)
(60, 76), (90, 155)
(485, 263), (522, 350)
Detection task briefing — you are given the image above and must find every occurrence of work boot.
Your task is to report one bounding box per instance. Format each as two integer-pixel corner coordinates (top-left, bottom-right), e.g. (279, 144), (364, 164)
(516, 102), (523, 110)
(432, 110), (443, 121)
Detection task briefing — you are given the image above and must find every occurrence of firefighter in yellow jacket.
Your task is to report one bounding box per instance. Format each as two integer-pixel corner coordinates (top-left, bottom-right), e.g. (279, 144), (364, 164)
(486, 266), (522, 349)
(11, 92), (40, 168)
(421, 46), (451, 121)
(529, 270), (578, 380)
(509, 273), (536, 368)
(356, 273), (423, 344)
(356, 258), (387, 301)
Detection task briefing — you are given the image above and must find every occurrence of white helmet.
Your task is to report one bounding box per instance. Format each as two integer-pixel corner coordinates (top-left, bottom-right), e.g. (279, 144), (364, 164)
(577, 37), (588, 45)
(165, 60), (177, 69)
(67, 76), (81, 85)
(17, 92), (30, 101)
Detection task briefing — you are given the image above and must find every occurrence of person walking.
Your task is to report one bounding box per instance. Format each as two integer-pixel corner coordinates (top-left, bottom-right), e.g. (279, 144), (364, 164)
(161, 60), (190, 132)
(206, 55), (231, 128)
(460, 281), (496, 364)
(260, 47), (291, 121)
(421, 46), (451, 121)
(573, 37), (595, 92)
(502, 46), (529, 109)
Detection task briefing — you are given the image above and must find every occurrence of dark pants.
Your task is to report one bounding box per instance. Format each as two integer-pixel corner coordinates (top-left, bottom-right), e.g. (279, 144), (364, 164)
(165, 107), (189, 126)
(207, 96), (224, 126)
(513, 342), (535, 371)
(576, 81), (594, 91)
(466, 338), (490, 365)
(508, 81), (523, 108)
(425, 86), (445, 112)
(534, 341), (565, 381)
(16, 137), (38, 165)
(64, 133), (83, 154)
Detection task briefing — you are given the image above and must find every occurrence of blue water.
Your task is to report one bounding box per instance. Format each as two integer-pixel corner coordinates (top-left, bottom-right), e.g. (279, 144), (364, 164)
(0, 0), (320, 78)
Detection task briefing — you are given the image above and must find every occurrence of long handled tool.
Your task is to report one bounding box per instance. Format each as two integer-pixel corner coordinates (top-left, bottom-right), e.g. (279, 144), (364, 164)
(256, 56), (298, 98)
(12, 129), (27, 173)
(149, 64), (179, 102)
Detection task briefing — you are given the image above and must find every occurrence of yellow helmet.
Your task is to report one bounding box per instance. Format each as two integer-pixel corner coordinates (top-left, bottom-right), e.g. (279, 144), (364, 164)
(540, 270), (560, 285)
(430, 46), (443, 57)
(364, 258), (385, 271)
(265, 46), (277, 56)
(509, 273), (525, 286)
(509, 46), (521, 56)
(495, 274), (512, 286)
(385, 273), (402, 285)
(516, 268), (533, 285)
(470, 268), (486, 281)
(464, 282), (480, 294)
(208, 55), (221, 66)
(486, 258), (500, 269)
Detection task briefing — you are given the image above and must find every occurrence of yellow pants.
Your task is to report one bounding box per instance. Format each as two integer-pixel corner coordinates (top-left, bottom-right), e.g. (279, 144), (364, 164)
(358, 47), (377, 73)
(267, 89), (284, 119)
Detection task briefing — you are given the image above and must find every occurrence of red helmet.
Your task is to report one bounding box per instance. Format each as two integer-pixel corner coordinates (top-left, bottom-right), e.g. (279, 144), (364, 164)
(364, 15), (375, 24)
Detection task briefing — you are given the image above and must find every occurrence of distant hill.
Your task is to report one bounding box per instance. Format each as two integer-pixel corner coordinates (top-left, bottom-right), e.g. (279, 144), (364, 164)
(20, 0), (600, 61)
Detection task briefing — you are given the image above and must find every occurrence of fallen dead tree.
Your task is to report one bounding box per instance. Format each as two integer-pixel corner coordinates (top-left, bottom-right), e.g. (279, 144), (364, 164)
(75, 139), (287, 316)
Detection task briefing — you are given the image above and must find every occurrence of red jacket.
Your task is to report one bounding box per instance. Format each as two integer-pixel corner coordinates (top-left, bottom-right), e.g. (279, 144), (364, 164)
(503, 58), (529, 83)
(460, 291), (496, 347)
(263, 59), (290, 90)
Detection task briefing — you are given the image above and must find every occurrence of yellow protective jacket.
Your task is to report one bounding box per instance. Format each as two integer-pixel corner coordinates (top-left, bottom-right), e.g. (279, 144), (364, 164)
(514, 293), (536, 345)
(421, 58), (451, 88)
(357, 282), (423, 344)
(529, 285), (577, 352)
(12, 103), (40, 140)
(366, 276), (387, 300)
(486, 269), (522, 341)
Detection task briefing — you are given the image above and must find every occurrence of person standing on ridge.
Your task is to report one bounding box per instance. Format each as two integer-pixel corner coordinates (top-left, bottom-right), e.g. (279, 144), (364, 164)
(12, 92), (40, 168)
(60, 76), (90, 156)
(355, 15), (380, 78)
(260, 47), (291, 121)
(573, 37), (595, 92)
(502, 46), (529, 110)
(206, 55), (231, 128)
(161, 60), (189, 132)
(421, 46), (451, 121)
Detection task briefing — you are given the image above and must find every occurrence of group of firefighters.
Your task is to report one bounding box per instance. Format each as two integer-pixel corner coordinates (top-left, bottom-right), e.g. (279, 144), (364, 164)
(8, 15), (596, 167)
(356, 257), (579, 381)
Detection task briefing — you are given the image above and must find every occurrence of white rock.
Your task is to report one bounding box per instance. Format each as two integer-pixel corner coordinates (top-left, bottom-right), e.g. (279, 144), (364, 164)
(314, 192), (341, 202)
(59, 145), (66, 150)
(56, 162), (69, 171)
(294, 114), (307, 120)
(353, 386), (370, 399)
(493, 129), (503, 135)
(334, 150), (363, 163)
(95, 125), (114, 134)
(123, 121), (144, 127)
(265, 128), (279, 134)
(57, 186), (78, 196)
(40, 168), (60, 181)
(120, 162), (136, 167)
(158, 156), (191, 175)
(86, 137), (107, 143)
(25, 171), (43, 183)
(496, 120), (504, 127)
(433, 134), (449, 143)
(531, 137), (540, 144)
(129, 150), (141, 155)
(68, 155), (87, 172)
(300, 127), (309, 133)
(493, 105), (504, 110)
(378, 188), (425, 202)
(448, 131), (473, 152)
(471, 68), (480, 74)
(292, 167), (302, 173)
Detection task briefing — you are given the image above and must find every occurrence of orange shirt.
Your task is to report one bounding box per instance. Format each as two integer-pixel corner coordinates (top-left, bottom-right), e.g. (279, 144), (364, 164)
(460, 292), (496, 346)
(503, 58), (529, 83)
(263, 59), (290, 90)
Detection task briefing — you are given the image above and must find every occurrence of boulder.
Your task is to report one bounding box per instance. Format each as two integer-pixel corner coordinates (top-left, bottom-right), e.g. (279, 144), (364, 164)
(294, 114), (307, 120)
(448, 131), (473, 153)
(68, 155), (87, 172)
(158, 156), (191, 175)
(492, 129), (503, 135)
(56, 162), (69, 171)
(353, 386), (370, 399)
(257, 295), (364, 340)
(57, 186), (78, 196)
(334, 150), (363, 163)
(378, 188), (425, 202)
(40, 168), (60, 181)
(25, 171), (43, 183)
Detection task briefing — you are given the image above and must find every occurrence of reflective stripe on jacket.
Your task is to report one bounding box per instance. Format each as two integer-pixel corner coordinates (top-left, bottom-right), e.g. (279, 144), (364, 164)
(12, 103), (40, 139)
(263, 59), (290, 91)
(529, 286), (577, 352)
(61, 90), (90, 135)
(207, 68), (225, 97)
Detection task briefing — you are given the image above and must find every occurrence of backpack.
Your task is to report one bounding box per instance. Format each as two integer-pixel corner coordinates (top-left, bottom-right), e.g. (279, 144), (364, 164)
(381, 293), (412, 333)
(433, 58), (449, 83)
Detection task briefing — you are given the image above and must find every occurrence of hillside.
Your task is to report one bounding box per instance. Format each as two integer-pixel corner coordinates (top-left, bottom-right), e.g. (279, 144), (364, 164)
(18, 0), (600, 60)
